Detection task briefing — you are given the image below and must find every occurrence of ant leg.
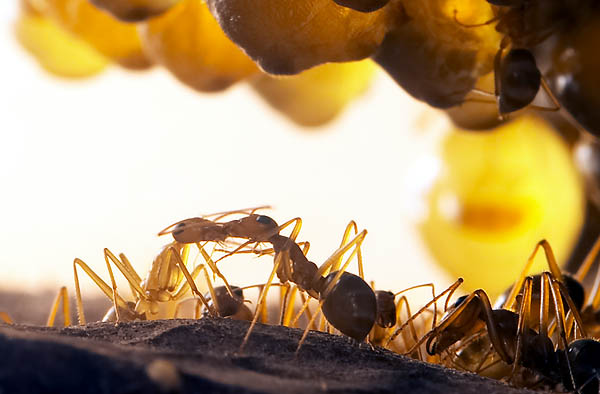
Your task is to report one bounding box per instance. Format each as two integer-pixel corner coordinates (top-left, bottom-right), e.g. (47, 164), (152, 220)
(103, 251), (125, 322)
(172, 264), (207, 300)
(291, 292), (317, 330)
(282, 285), (299, 327)
(554, 279), (587, 339)
(257, 285), (269, 324)
(386, 278), (463, 349)
(395, 283), (439, 328)
(73, 258), (130, 325)
(278, 282), (291, 326)
(46, 286), (71, 327)
(168, 247), (214, 315)
(0, 312), (13, 324)
(510, 277), (534, 382)
(296, 299), (326, 356)
(117, 253), (142, 301)
(104, 249), (147, 301)
(316, 230), (367, 280)
(195, 243), (235, 297)
(276, 217), (303, 241)
(535, 78), (561, 112)
(576, 234), (600, 298)
(329, 221), (360, 275)
(548, 277), (577, 390)
(239, 252), (283, 352)
(471, 289), (516, 364)
(395, 296), (424, 360)
(503, 239), (563, 310)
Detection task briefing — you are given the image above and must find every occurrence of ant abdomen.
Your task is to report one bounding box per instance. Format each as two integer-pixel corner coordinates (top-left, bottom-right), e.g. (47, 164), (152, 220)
(333, 0), (390, 13)
(320, 271), (377, 341)
(498, 48), (541, 114)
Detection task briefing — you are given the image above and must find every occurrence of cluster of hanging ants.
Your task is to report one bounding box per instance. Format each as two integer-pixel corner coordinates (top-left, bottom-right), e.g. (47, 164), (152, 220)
(4, 207), (600, 394)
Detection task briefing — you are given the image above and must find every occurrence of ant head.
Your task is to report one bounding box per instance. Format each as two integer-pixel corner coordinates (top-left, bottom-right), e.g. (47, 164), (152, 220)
(170, 217), (225, 243)
(204, 285), (245, 317)
(226, 214), (279, 241)
(375, 290), (396, 328)
(332, 0), (389, 12)
(562, 339), (600, 394)
(451, 295), (469, 309)
(498, 48), (541, 114)
(320, 271), (377, 342)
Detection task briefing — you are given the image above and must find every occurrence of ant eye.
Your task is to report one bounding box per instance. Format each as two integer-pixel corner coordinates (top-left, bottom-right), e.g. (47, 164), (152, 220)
(256, 215), (277, 227)
(453, 295), (468, 308)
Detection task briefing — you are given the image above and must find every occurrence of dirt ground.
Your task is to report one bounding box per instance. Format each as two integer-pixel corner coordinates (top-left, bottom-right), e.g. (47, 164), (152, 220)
(0, 289), (539, 394)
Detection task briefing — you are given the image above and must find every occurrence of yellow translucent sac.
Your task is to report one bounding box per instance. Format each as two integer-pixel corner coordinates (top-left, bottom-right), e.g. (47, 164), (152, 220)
(206, 0), (403, 75)
(252, 60), (377, 127)
(374, 0), (502, 108)
(89, 0), (180, 22)
(420, 116), (584, 298)
(139, 0), (259, 92)
(40, 0), (152, 69)
(15, 10), (108, 78)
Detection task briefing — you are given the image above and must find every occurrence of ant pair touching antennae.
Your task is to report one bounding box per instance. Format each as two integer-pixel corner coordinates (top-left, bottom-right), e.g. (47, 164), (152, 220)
(160, 210), (383, 350)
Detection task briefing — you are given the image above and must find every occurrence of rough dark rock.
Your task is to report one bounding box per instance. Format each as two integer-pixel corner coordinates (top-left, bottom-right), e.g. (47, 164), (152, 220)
(0, 318), (538, 394)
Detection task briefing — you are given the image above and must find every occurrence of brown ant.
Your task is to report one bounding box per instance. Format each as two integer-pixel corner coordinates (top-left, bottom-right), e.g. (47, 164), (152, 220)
(395, 239), (594, 389)
(453, 0), (564, 118)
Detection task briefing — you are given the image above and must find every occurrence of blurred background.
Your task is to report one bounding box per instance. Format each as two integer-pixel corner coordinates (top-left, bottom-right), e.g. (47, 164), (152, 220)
(0, 0), (592, 322)
(0, 0), (451, 297)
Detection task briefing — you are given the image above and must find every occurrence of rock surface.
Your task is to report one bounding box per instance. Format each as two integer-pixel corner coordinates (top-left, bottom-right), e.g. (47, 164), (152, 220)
(0, 317), (537, 394)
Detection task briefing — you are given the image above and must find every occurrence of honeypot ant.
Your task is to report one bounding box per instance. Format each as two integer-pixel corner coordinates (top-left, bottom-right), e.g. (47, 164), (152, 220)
(453, 1), (563, 118)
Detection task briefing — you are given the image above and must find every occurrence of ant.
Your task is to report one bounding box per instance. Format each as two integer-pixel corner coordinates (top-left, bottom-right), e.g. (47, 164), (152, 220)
(162, 210), (380, 348)
(72, 241), (228, 324)
(453, 0), (564, 118)
(395, 239), (597, 390)
(369, 280), (465, 361)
